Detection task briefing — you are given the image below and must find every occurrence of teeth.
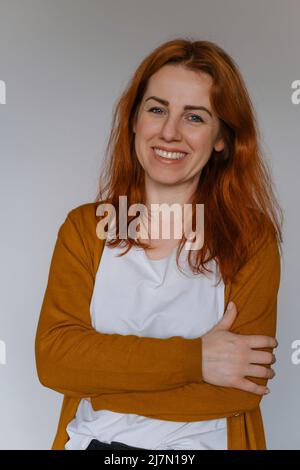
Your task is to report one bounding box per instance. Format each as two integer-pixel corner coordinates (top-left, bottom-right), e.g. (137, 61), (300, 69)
(154, 147), (186, 160)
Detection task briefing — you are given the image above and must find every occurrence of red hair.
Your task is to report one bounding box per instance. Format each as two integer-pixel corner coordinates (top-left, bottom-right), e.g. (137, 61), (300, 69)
(94, 38), (283, 285)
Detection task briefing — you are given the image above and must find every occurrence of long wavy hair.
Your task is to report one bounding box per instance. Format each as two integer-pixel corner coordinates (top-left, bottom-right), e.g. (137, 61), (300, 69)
(94, 37), (283, 285)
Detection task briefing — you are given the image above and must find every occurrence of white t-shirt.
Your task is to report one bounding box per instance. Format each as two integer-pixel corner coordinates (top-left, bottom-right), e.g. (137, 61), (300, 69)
(65, 242), (227, 450)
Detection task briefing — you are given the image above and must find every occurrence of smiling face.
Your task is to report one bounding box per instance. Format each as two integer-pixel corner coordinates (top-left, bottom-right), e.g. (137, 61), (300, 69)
(133, 64), (225, 201)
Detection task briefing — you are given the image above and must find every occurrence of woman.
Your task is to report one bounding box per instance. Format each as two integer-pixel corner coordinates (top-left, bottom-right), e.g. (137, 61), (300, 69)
(35, 38), (283, 450)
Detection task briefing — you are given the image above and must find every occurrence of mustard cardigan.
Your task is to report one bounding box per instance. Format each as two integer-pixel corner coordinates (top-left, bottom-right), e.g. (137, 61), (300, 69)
(35, 202), (281, 450)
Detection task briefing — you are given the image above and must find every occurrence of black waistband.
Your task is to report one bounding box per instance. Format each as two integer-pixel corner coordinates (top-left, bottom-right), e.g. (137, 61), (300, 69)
(85, 439), (149, 450)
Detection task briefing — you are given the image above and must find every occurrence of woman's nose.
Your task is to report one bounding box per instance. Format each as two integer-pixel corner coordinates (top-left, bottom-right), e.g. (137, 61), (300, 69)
(159, 116), (182, 141)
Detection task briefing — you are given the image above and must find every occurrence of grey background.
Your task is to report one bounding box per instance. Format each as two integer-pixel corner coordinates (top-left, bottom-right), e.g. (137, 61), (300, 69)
(0, 0), (299, 450)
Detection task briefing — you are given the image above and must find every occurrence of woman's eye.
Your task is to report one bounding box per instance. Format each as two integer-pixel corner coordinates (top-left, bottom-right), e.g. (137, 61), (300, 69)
(147, 107), (203, 123)
(188, 114), (204, 123)
(148, 107), (164, 114)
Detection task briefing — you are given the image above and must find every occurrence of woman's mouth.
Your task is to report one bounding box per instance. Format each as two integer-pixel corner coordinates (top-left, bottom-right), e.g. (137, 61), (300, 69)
(151, 147), (189, 164)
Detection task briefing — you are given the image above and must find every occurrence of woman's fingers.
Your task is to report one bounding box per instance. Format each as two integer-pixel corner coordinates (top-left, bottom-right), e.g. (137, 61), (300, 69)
(249, 350), (275, 365)
(243, 334), (278, 349)
(235, 378), (270, 396)
(246, 364), (276, 379)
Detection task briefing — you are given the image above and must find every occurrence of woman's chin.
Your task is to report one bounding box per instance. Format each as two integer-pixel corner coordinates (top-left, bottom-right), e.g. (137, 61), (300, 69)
(145, 171), (183, 186)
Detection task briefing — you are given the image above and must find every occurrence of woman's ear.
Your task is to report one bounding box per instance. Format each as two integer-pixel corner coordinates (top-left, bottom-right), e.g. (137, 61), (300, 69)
(214, 136), (225, 152)
(132, 106), (139, 134)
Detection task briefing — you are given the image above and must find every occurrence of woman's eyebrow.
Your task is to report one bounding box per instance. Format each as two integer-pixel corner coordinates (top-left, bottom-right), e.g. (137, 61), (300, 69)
(145, 95), (213, 118)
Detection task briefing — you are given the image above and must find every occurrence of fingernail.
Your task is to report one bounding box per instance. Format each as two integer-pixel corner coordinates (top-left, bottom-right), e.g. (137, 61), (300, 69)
(264, 388), (270, 394)
(227, 301), (234, 310)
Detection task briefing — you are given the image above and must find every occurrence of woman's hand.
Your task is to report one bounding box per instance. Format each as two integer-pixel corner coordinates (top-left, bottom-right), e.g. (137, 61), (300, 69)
(201, 301), (278, 395)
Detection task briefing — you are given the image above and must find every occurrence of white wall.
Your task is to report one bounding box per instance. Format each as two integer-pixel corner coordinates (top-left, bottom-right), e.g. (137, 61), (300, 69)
(0, 0), (299, 449)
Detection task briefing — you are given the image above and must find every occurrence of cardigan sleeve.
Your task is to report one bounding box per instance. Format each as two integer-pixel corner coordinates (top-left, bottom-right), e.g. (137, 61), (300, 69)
(90, 224), (281, 418)
(35, 210), (203, 398)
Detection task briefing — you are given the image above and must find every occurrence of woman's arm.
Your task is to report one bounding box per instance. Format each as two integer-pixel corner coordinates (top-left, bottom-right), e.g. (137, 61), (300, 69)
(91, 227), (281, 418)
(35, 209), (203, 398)
(35, 204), (280, 419)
